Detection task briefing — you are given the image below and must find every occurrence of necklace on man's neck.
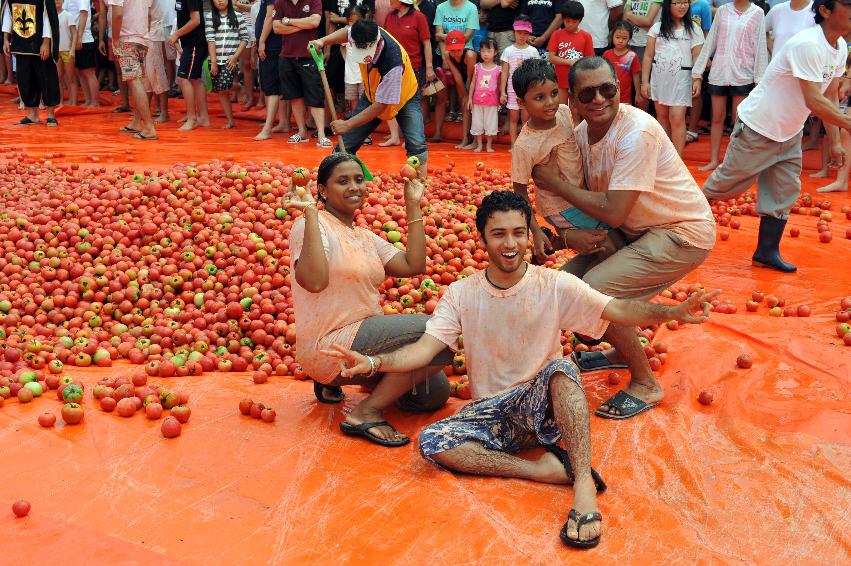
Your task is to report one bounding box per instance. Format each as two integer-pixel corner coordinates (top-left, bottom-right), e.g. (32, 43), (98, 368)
(485, 262), (527, 290)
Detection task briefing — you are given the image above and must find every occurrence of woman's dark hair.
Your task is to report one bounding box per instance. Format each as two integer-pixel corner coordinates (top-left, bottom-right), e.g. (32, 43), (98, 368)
(659, 0), (694, 40)
(813, 0), (834, 24)
(611, 20), (634, 40)
(512, 58), (558, 100)
(351, 19), (379, 47)
(475, 191), (532, 239)
(561, 0), (585, 20)
(344, 4), (371, 20)
(212, 0), (239, 30)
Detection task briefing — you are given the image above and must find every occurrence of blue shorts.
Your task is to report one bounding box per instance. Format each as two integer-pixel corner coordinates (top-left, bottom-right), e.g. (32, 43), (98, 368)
(418, 359), (582, 461)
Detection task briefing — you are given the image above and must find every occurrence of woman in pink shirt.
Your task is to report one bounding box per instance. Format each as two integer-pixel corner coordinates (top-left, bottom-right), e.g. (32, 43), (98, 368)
(284, 153), (451, 447)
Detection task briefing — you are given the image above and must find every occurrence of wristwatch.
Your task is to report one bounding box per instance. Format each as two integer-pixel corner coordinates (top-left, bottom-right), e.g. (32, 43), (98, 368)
(283, 16), (290, 25)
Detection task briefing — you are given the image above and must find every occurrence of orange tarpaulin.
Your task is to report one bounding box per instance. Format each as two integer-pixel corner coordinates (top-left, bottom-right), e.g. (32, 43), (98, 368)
(0, 91), (849, 565)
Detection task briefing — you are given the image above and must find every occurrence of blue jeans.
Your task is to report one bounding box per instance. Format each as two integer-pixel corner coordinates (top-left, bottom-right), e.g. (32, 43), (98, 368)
(339, 92), (427, 159)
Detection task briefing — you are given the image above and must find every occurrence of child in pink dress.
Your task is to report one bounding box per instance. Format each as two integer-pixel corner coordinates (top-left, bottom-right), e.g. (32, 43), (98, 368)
(467, 39), (501, 152)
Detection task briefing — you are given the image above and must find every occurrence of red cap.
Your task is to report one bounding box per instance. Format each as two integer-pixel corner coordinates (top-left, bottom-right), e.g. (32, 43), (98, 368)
(446, 30), (466, 51)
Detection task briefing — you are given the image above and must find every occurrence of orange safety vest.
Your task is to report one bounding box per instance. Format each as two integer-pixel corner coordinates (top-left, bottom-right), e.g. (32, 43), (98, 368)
(359, 28), (419, 121)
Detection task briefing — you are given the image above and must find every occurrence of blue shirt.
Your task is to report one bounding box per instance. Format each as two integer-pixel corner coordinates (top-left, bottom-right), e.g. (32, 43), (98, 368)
(691, 0), (713, 32)
(472, 26), (488, 50)
(435, 0), (479, 49)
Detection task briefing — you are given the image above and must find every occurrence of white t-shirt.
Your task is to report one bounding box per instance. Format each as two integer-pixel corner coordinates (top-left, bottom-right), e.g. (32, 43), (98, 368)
(579, 0), (624, 49)
(648, 21), (704, 69)
(765, 1), (816, 59)
(63, 0), (94, 44)
(501, 44), (540, 95)
(738, 25), (846, 142)
(164, 0), (177, 29)
(627, 0), (661, 48)
(148, 0), (169, 42)
(425, 267), (612, 399)
(58, 11), (73, 51)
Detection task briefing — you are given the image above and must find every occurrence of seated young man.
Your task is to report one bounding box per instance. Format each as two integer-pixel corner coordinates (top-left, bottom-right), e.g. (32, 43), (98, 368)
(323, 191), (718, 549)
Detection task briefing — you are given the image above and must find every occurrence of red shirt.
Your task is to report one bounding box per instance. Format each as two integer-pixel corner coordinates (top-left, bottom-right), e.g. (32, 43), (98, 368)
(273, 0), (322, 58)
(382, 7), (430, 69)
(603, 49), (641, 103)
(546, 28), (594, 89)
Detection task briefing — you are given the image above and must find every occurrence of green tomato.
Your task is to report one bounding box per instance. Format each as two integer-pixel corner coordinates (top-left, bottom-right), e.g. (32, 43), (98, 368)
(24, 382), (43, 397)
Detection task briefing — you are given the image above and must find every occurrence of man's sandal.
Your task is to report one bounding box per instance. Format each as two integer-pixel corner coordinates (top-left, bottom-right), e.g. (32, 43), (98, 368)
(595, 390), (658, 420)
(544, 445), (607, 492)
(560, 509), (602, 549)
(571, 351), (627, 372)
(313, 381), (344, 404)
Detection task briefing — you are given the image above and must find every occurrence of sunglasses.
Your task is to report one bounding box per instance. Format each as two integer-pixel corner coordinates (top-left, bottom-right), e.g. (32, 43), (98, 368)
(576, 82), (619, 104)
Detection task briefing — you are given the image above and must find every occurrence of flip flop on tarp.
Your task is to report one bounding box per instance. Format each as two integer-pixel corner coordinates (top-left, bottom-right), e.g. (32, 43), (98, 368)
(571, 351), (628, 372)
(313, 381), (344, 404)
(340, 420), (409, 447)
(595, 390), (658, 420)
(560, 509), (602, 549)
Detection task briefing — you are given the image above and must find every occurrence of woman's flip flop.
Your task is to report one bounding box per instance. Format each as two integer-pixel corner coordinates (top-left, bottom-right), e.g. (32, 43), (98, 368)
(313, 381), (344, 404)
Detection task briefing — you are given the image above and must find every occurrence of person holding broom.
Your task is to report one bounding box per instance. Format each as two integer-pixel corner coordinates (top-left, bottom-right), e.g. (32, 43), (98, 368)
(310, 18), (429, 176)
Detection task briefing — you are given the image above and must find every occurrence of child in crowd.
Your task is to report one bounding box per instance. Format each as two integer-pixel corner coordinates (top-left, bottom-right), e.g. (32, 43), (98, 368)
(467, 38), (500, 152)
(254, 0), (291, 140)
(547, 1), (594, 104)
(205, 0), (249, 128)
(691, 0), (767, 171)
(56, 0), (77, 105)
(500, 16), (540, 149)
(170, 0), (210, 131)
(603, 21), (641, 106)
(641, 0), (704, 155)
(472, 6), (488, 50)
(146, 0), (171, 124)
(510, 58), (622, 263)
(341, 5), (372, 144)
(234, 0), (257, 109)
(444, 29), (477, 149)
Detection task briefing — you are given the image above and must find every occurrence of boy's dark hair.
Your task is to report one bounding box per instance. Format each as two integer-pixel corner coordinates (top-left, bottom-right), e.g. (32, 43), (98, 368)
(512, 58), (558, 100)
(659, 0), (695, 39)
(567, 55), (617, 92)
(561, 0), (585, 20)
(316, 153), (362, 201)
(475, 191), (532, 240)
(611, 20), (633, 40)
(211, 0), (239, 30)
(479, 38), (497, 52)
(351, 19), (379, 47)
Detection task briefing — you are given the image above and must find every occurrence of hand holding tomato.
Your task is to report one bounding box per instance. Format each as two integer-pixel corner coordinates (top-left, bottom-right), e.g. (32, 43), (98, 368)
(282, 186), (317, 212)
(403, 178), (426, 208)
(320, 344), (372, 378)
(669, 289), (722, 325)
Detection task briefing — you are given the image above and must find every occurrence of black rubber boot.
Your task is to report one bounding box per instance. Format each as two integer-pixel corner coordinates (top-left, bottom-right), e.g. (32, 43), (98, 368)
(752, 216), (797, 272)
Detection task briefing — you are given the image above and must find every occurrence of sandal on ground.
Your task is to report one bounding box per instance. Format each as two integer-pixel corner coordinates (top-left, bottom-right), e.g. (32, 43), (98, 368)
(46, 118), (58, 127)
(686, 130), (699, 143)
(119, 126), (140, 133)
(544, 445), (607, 493)
(111, 105), (131, 113)
(363, 135), (373, 145)
(595, 390), (658, 420)
(131, 132), (158, 140)
(17, 117), (39, 125)
(287, 133), (310, 143)
(340, 419), (410, 447)
(313, 380), (344, 404)
(571, 351), (627, 372)
(317, 137), (333, 148)
(426, 136), (443, 143)
(560, 509), (602, 549)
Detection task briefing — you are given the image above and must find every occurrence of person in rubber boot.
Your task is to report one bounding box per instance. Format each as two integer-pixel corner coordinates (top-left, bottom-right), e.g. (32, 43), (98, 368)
(310, 18), (429, 177)
(701, 0), (851, 272)
(323, 192), (720, 549)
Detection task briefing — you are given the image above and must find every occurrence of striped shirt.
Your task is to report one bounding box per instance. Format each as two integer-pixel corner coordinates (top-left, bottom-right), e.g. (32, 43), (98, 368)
(204, 9), (251, 65)
(692, 3), (768, 86)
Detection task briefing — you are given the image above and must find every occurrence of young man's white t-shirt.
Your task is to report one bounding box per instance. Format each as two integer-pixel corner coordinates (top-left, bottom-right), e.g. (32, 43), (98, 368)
(57, 11), (73, 51)
(764, 1), (816, 58)
(579, 0), (625, 49)
(425, 266), (612, 399)
(737, 25), (845, 142)
(63, 0), (95, 44)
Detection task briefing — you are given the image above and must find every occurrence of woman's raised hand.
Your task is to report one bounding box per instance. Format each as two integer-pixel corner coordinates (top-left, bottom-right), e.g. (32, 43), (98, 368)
(282, 185), (317, 212)
(403, 177), (426, 207)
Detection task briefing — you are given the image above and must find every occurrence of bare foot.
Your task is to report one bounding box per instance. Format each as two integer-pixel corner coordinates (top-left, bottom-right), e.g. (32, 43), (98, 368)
(254, 129), (272, 141)
(486, 146), (494, 153)
(536, 450), (574, 484)
(271, 123), (290, 133)
(345, 402), (407, 443)
(698, 161), (719, 172)
(178, 120), (197, 131)
(809, 169), (829, 178)
(563, 476), (601, 544)
(816, 181), (849, 193)
(378, 138), (401, 147)
(222, 121), (235, 129)
(197, 118), (211, 127)
(155, 114), (170, 124)
(473, 146), (482, 152)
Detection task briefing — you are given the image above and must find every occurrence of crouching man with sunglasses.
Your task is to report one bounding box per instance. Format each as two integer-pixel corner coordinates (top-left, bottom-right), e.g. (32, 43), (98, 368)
(532, 56), (716, 421)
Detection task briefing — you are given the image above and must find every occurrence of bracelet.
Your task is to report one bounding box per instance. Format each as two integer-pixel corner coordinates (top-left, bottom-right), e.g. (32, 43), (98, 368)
(407, 218), (423, 226)
(365, 355), (379, 378)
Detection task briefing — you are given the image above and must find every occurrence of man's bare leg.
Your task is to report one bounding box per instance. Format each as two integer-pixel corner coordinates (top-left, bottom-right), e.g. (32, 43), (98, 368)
(595, 323), (664, 415)
(817, 128), (851, 192)
(430, 372), (600, 543)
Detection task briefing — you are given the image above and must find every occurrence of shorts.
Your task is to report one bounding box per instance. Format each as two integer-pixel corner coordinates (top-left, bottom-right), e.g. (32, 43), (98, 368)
(325, 314), (453, 413)
(489, 30), (514, 57)
(177, 44), (207, 80)
(59, 51), (73, 64)
(506, 89), (519, 111)
(212, 64), (237, 92)
(143, 41), (169, 94)
(115, 42), (147, 81)
(164, 28), (178, 61)
(419, 358), (580, 461)
(75, 42), (97, 70)
(344, 81), (364, 101)
(561, 227), (711, 300)
(470, 104), (498, 136)
(259, 51), (282, 96)
(278, 57), (324, 108)
(706, 83), (755, 97)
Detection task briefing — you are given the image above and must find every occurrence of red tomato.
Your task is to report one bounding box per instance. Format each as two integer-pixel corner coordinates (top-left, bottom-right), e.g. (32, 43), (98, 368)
(161, 416), (182, 438)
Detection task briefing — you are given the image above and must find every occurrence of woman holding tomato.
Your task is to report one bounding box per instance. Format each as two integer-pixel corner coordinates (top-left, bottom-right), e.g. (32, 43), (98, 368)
(284, 153), (451, 448)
